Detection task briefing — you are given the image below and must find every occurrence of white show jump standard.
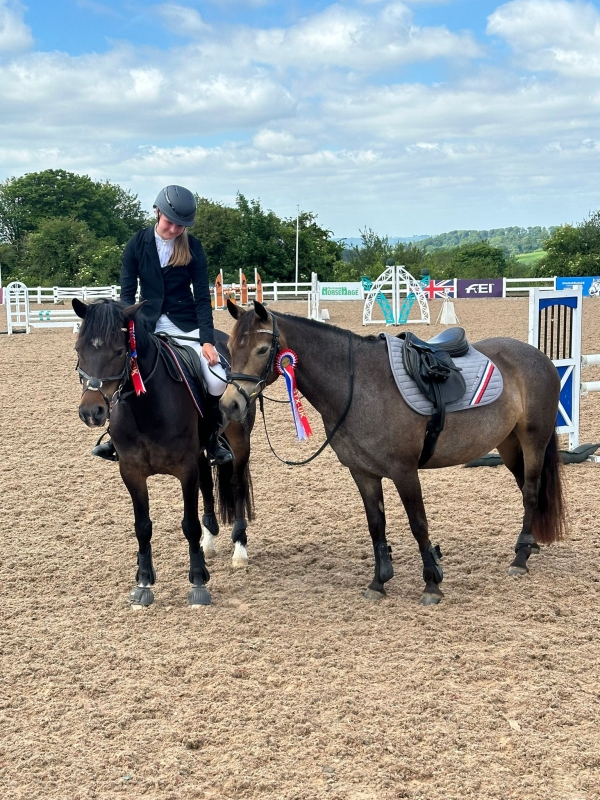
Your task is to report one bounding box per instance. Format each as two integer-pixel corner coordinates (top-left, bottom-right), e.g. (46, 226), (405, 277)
(6, 281), (30, 334)
(363, 264), (430, 326)
(528, 286), (600, 460)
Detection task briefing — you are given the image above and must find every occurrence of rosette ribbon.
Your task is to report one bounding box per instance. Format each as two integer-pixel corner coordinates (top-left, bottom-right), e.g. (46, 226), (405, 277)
(128, 320), (147, 396)
(276, 349), (312, 441)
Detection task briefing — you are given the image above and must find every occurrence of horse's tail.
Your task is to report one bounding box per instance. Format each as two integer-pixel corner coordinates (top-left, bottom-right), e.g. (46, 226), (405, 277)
(531, 431), (568, 544)
(215, 460), (255, 525)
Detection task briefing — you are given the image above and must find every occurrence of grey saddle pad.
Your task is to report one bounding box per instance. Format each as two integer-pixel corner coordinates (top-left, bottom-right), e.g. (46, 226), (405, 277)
(385, 334), (503, 415)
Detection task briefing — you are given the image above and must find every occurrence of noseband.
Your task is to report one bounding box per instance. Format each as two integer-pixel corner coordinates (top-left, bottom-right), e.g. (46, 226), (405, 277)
(227, 314), (280, 405)
(76, 353), (130, 413)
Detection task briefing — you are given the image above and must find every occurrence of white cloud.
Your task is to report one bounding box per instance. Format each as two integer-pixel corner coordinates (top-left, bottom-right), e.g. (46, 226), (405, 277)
(0, 0), (33, 52)
(155, 4), (211, 36)
(488, 0), (600, 77)
(1, 1), (600, 234)
(165, 2), (481, 71)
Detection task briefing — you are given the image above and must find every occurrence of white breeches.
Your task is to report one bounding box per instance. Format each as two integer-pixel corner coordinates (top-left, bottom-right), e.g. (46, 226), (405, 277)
(154, 314), (227, 396)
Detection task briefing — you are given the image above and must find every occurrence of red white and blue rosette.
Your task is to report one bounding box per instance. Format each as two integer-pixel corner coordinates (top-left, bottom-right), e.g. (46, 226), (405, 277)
(276, 349), (312, 441)
(128, 320), (147, 396)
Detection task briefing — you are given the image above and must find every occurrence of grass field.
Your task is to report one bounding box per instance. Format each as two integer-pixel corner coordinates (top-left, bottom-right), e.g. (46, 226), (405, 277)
(515, 249), (545, 265)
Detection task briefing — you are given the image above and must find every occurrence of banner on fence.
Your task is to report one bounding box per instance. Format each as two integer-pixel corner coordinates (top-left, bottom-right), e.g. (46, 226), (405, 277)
(556, 276), (600, 297)
(457, 279), (503, 298)
(318, 282), (364, 300)
(423, 279), (455, 299)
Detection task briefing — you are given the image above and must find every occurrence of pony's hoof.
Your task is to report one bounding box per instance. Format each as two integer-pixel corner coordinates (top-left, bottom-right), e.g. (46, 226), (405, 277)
(530, 544), (541, 555)
(130, 586), (154, 608)
(419, 592), (442, 606)
(507, 565), (528, 577)
(231, 542), (248, 569)
(188, 586), (211, 606)
(363, 587), (386, 601)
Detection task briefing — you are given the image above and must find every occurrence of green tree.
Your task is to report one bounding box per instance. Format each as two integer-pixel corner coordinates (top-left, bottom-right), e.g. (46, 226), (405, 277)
(0, 169), (146, 245)
(535, 211), (600, 277)
(190, 197), (241, 281)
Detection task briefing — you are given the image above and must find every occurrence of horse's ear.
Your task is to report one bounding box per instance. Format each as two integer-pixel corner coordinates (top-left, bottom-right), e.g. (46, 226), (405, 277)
(122, 301), (146, 321)
(254, 301), (269, 322)
(72, 298), (87, 319)
(227, 298), (243, 319)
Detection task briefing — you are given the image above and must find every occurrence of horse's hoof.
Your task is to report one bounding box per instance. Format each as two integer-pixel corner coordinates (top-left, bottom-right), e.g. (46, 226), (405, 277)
(530, 544), (541, 555)
(201, 530), (217, 560)
(419, 592), (442, 606)
(507, 565), (528, 577)
(130, 586), (154, 608)
(363, 588), (386, 601)
(231, 542), (248, 569)
(188, 586), (211, 606)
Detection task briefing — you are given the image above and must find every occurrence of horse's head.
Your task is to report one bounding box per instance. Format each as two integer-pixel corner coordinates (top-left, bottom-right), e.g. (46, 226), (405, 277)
(73, 298), (145, 427)
(220, 299), (282, 423)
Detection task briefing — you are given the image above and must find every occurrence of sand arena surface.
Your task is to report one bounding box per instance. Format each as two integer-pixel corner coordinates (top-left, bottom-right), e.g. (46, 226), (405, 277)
(1, 297), (600, 800)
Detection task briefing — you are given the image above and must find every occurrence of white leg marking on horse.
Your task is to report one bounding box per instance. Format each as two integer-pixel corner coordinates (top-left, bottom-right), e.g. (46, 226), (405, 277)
(201, 527), (217, 559)
(232, 541), (248, 569)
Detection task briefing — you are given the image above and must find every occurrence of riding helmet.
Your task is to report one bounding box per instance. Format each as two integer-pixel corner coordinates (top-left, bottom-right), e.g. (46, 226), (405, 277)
(154, 185), (197, 227)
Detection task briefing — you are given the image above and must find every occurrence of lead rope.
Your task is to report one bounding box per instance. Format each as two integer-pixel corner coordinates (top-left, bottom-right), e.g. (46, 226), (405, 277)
(258, 331), (355, 467)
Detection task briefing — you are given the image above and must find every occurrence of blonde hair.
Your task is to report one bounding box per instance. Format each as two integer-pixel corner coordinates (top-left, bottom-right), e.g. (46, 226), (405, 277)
(168, 229), (192, 267)
(155, 209), (193, 266)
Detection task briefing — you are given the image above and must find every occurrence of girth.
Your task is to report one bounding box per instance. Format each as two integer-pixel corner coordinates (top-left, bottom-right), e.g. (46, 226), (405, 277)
(397, 327), (468, 466)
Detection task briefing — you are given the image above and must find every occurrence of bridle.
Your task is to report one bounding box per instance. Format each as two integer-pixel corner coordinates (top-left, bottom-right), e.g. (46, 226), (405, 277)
(76, 357), (130, 412)
(76, 330), (161, 416)
(226, 314), (280, 406)
(226, 311), (355, 467)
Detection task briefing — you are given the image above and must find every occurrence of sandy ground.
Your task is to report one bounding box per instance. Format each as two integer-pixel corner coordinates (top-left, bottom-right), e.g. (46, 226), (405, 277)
(1, 297), (600, 800)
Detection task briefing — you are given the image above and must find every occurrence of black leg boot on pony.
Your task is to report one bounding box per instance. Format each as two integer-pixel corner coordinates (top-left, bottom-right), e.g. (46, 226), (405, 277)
(206, 394), (234, 467)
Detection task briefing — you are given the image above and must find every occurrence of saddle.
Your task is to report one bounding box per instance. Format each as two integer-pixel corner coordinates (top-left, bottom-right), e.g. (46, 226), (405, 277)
(154, 333), (209, 415)
(397, 327), (468, 467)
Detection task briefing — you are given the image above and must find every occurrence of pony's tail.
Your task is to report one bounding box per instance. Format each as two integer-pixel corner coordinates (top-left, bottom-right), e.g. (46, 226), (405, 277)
(531, 431), (568, 544)
(215, 460), (255, 526)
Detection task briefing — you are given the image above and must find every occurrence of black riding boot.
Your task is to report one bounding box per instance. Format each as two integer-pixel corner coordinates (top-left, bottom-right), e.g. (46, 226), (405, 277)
(91, 439), (119, 461)
(206, 394), (233, 467)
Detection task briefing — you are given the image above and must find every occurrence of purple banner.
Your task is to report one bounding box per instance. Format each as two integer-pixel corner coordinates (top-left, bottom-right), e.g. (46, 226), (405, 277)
(457, 279), (503, 298)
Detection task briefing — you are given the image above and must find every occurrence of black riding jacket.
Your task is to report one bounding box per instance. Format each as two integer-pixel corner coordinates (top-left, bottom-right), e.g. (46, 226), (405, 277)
(120, 226), (215, 345)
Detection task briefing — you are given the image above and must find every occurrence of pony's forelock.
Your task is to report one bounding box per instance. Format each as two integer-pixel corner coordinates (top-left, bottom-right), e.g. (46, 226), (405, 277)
(77, 300), (152, 350)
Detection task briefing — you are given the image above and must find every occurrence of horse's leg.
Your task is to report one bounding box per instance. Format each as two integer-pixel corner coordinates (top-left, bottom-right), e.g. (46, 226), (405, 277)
(393, 470), (444, 606)
(499, 432), (544, 577)
(226, 420), (252, 569)
(119, 464), (156, 609)
(198, 451), (219, 560)
(349, 469), (394, 601)
(180, 466), (211, 606)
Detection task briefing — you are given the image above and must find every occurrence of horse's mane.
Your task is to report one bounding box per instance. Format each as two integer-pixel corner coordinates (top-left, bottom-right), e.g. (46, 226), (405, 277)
(77, 300), (153, 351)
(230, 309), (354, 349)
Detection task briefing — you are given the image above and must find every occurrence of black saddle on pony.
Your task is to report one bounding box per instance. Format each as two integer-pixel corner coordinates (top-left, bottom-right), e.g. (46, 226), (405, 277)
(397, 327), (468, 467)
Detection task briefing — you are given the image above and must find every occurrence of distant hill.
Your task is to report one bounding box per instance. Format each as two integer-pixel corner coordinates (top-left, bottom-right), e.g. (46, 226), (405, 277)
(417, 226), (555, 256)
(337, 235), (431, 247)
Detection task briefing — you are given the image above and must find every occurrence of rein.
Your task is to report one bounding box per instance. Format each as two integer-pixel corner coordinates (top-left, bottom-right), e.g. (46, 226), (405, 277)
(228, 313), (355, 467)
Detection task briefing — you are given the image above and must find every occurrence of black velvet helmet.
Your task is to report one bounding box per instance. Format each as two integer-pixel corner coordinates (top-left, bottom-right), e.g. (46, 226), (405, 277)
(154, 185), (196, 226)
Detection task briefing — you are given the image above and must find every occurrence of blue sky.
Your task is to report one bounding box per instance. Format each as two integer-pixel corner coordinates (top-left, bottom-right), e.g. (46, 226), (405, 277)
(1, 0), (600, 236)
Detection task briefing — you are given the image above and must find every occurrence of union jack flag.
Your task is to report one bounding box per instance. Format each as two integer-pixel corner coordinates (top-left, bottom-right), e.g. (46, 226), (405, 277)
(423, 279), (455, 299)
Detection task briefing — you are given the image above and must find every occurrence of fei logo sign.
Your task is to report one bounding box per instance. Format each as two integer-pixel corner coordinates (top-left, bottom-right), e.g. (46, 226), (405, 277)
(457, 279), (503, 298)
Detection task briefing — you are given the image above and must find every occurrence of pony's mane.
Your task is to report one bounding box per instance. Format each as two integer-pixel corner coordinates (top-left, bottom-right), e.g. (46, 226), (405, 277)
(230, 309), (354, 349)
(77, 300), (153, 351)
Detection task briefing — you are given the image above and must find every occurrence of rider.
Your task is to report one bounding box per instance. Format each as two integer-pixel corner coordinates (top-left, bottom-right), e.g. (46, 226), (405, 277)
(92, 184), (233, 466)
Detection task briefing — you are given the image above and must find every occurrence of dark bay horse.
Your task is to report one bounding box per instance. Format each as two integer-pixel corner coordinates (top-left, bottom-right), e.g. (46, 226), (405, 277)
(73, 298), (255, 608)
(221, 301), (567, 606)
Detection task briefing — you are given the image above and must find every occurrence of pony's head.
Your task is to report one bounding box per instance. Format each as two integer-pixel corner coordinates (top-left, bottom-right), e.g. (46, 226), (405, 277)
(220, 299), (281, 422)
(73, 298), (146, 427)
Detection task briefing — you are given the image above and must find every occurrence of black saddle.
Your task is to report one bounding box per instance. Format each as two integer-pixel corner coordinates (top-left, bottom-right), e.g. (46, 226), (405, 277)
(155, 332), (208, 396)
(397, 327), (469, 467)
